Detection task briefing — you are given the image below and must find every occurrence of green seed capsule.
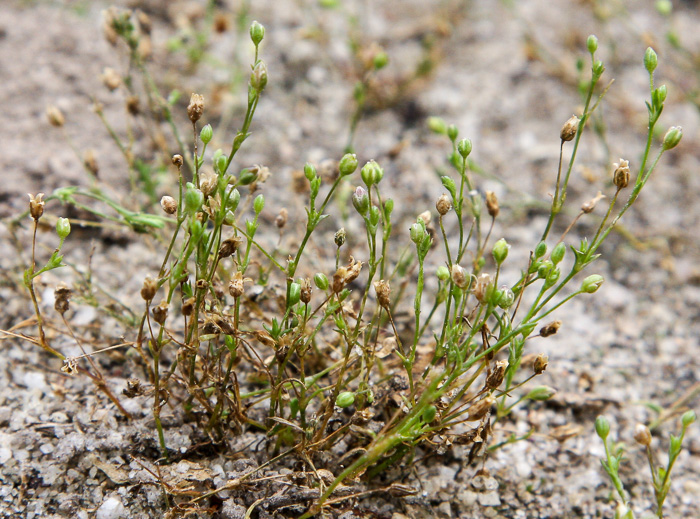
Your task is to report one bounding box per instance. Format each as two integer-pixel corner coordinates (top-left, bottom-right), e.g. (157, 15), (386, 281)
(335, 391), (355, 408)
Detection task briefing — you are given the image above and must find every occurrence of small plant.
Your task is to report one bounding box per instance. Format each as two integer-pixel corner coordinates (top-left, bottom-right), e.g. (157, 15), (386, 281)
(596, 411), (697, 518)
(3, 8), (689, 517)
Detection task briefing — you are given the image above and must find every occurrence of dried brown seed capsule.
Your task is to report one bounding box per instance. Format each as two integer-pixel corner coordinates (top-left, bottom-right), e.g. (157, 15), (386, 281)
(634, 423), (652, 447)
(533, 353), (549, 375)
(332, 257), (363, 293)
(199, 169), (218, 197)
(123, 378), (145, 398)
(560, 115), (580, 142)
(473, 273), (492, 303)
(300, 278), (312, 304)
(486, 360), (508, 389)
(275, 208), (288, 229)
(539, 320), (562, 337)
(334, 228), (346, 248)
(126, 95), (140, 116)
(218, 236), (242, 259)
(229, 271), (246, 298)
(187, 93), (205, 124)
(181, 296), (195, 316)
(214, 13), (229, 33)
(436, 194), (452, 216)
(172, 154), (184, 167)
(152, 300), (169, 325)
(28, 193), (45, 221)
(612, 158), (630, 189)
(46, 105), (65, 127)
(54, 283), (71, 315)
(581, 191), (605, 214)
(160, 196), (177, 215)
(451, 264), (468, 289)
(485, 191), (500, 218)
(374, 280), (391, 309)
(140, 276), (157, 302)
(467, 396), (495, 421)
(136, 10), (152, 35)
(101, 67), (121, 91)
(84, 149), (99, 177)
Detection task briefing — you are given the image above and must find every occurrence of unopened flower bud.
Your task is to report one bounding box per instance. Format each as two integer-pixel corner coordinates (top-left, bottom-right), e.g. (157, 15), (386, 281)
(644, 47), (658, 74)
(352, 186), (369, 215)
(436, 265), (450, 281)
(526, 385), (557, 401)
(46, 105), (65, 127)
(428, 116), (447, 135)
(492, 238), (510, 266)
(314, 273), (329, 290)
(141, 276), (157, 301)
(409, 222), (425, 244)
(250, 20), (265, 46)
(634, 423), (652, 446)
(681, 410), (696, 427)
(161, 196), (177, 215)
(551, 242), (566, 265)
(335, 391), (355, 408)
(560, 115), (579, 142)
(360, 160), (384, 187)
(533, 353), (548, 374)
(662, 126), (682, 150)
(339, 153), (358, 176)
(436, 194), (451, 215)
(587, 35), (598, 54)
(612, 159), (630, 189)
(539, 320), (561, 337)
(288, 282), (301, 307)
(581, 274), (604, 293)
(457, 138), (472, 159)
(595, 415), (610, 440)
(187, 93), (204, 124)
(485, 191), (499, 218)
(56, 217), (71, 240)
(200, 124), (213, 144)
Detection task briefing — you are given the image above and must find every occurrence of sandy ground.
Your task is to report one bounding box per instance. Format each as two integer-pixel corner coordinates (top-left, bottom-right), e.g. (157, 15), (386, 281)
(0, 1), (699, 518)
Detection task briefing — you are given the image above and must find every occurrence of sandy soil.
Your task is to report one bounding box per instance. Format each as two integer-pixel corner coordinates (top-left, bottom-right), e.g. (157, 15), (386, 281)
(0, 1), (699, 518)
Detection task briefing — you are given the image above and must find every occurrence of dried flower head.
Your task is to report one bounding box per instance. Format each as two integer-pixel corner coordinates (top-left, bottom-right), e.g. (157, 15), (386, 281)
(187, 93), (205, 124)
(46, 105), (65, 127)
(219, 236), (242, 258)
(533, 353), (549, 375)
(83, 149), (99, 177)
(418, 210), (432, 225)
(560, 115), (579, 142)
(160, 196), (177, 215)
(612, 159), (630, 189)
(140, 276), (157, 302)
(300, 278), (312, 304)
(450, 264), (468, 289)
(228, 271), (252, 298)
(54, 283), (71, 315)
(436, 194), (451, 216)
(473, 273), (492, 303)
(334, 228), (346, 248)
(275, 208), (288, 229)
(467, 396), (495, 421)
(485, 191), (500, 218)
(172, 154), (184, 168)
(374, 280), (391, 309)
(332, 257), (363, 293)
(101, 67), (121, 91)
(634, 423), (652, 447)
(485, 360), (508, 389)
(540, 320), (562, 337)
(28, 193), (45, 221)
(126, 95), (140, 116)
(123, 378), (145, 398)
(581, 191), (605, 214)
(152, 300), (169, 325)
(61, 357), (78, 375)
(199, 169), (218, 198)
(181, 296), (196, 316)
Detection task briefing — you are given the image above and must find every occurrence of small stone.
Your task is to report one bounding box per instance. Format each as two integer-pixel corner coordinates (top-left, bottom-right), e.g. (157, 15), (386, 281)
(478, 491), (501, 507)
(437, 501), (453, 518)
(95, 496), (126, 519)
(0, 448), (12, 464)
(39, 443), (54, 455)
(220, 500), (246, 519)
